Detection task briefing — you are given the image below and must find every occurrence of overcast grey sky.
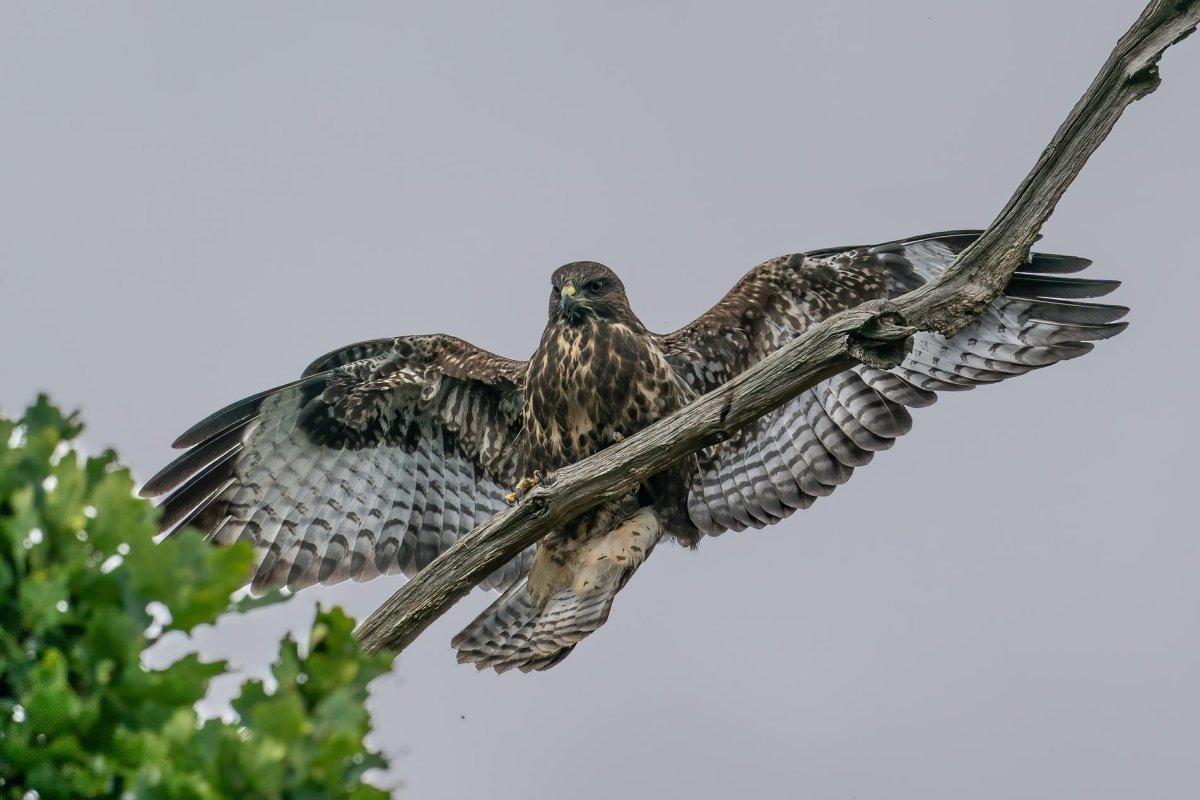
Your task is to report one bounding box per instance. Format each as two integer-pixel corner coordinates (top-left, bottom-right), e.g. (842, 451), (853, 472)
(3, 2), (1198, 798)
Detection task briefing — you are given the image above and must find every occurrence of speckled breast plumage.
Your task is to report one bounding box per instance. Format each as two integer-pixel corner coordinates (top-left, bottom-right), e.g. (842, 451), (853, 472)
(522, 319), (688, 473)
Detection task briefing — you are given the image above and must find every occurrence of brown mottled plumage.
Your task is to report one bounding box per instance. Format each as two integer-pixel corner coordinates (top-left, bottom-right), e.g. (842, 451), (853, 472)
(143, 230), (1127, 672)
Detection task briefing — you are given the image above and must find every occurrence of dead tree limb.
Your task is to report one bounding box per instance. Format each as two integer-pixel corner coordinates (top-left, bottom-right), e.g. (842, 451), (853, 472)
(356, 0), (1200, 655)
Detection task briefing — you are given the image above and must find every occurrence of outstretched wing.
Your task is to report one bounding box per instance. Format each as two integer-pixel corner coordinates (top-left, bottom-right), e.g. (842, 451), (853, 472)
(141, 334), (531, 591)
(661, 230), (1127, 534)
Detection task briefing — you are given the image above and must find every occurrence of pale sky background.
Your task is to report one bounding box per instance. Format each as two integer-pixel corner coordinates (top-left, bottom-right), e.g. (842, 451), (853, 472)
(3, 2), (1198, 798)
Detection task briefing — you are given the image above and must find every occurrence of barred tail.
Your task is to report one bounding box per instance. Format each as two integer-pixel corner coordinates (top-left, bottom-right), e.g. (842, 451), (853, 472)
(452, 507), (661, 672)
(450, 576), (568, 672)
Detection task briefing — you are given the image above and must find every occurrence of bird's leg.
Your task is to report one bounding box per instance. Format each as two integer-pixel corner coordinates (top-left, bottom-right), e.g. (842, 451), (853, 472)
(504, 471), (543, 505)
(610, 431), (625, 444)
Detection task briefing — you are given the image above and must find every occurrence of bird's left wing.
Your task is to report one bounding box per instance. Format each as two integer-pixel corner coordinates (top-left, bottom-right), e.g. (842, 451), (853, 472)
(660, 230), (1127, 534)
(141, 334), (531, 592)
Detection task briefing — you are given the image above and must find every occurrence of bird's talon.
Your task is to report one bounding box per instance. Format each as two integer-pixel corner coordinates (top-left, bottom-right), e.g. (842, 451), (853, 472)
(507, 473), (543, 504)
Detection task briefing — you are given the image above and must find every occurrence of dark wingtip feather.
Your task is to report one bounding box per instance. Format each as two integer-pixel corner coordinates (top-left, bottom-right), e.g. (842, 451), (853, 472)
(142, 426), (244, 497)
(156, 458), (236, 534)
(171, 386), (280, 448)
(1026, 252), (1093, 274)
(1105, 320), (1130, 339)
(1023, 299), (1129, 325)
(1020, 320), (1128, 346)
(1073, 320), (1129, 341)
(1106, 304), (1131, 321)
(1006, 274), (1121, 300)
(1049, 341), (1096, 360)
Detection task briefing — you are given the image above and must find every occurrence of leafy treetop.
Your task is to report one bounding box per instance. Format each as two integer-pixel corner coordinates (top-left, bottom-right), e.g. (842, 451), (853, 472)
(0, 396), (395, 799)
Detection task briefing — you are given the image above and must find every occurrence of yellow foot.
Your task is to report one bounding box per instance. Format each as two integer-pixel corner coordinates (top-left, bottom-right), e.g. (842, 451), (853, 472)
(505, 471), (543, 505)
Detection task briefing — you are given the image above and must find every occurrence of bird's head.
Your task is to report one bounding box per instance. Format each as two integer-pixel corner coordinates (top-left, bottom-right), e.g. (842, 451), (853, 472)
(548, 262), (636, 326)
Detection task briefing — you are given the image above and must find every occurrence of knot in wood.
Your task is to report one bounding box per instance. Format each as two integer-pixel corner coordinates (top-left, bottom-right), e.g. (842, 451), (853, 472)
(524, 493), (550, 515)
(847, 308), (915, 370)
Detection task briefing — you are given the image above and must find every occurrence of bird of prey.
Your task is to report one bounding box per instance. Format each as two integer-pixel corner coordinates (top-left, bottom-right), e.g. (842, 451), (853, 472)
(142, 230), (1126, 672)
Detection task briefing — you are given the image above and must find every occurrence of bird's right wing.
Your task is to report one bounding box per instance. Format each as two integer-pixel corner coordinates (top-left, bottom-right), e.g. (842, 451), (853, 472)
(141, 334), (532, 592)
(662, 231), (1128, 535)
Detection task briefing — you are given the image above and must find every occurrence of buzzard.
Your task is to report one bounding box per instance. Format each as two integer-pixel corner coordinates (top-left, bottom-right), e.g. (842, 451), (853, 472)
(142, 231), (1125, 672)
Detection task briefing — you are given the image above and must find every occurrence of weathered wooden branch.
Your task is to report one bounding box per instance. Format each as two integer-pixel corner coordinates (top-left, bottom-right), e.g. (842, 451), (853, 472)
(356, 0), (1200, 655)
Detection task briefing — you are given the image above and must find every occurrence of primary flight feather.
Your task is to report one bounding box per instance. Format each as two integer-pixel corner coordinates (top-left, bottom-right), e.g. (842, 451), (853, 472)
(142, 230), (1126, 672)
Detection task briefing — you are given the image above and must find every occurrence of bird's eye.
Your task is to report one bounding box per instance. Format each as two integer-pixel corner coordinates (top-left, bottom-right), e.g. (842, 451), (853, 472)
(588, 279), (607, 292)
(551, 283), (560, 293)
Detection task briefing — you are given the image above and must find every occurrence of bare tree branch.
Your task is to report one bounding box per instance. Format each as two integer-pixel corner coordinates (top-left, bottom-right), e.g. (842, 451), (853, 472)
(356, 0), (1200, 656)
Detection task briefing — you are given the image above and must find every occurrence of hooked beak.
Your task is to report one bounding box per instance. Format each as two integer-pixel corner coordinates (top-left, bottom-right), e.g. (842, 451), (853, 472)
(560, 283), (579, 315)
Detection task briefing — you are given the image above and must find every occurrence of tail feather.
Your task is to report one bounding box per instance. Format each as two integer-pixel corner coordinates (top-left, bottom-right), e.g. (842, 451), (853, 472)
(453, 507), (661, 672)
(451, 577), (540, 665)
(531, 585), (619, 652)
